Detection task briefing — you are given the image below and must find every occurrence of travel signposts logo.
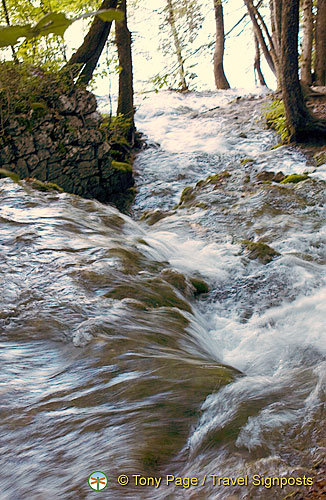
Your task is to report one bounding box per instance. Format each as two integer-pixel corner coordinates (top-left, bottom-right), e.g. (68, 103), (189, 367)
(88, 471), (108, 491)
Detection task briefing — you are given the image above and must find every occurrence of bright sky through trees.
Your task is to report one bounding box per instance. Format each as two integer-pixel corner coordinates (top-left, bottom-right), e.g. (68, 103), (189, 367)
(64, 0), (276, 95)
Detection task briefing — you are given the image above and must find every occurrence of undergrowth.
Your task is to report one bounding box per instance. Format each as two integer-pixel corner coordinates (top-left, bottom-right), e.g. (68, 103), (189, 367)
(0, 61), (80, 137)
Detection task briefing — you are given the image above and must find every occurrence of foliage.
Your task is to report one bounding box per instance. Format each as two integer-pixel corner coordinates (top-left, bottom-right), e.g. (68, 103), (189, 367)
(0, 9), (124, 49)
(156, 0), (204, 90)
(263, 99), (289, 143)
(0, 61), (77, 134)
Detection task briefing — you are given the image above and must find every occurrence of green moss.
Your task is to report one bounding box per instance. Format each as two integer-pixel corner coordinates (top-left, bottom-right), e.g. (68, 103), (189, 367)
(189, 277), (209, 295)
(270, 143), (282, 150)
(29, 179), (63, 192)
(241, 240), (280, 264)
(105, 279), (192, 312)
(57, 142), (67, 155)
(0, 168), (20, 183)
(111, 160), (132, 173)
(180, 186), (195, 203)
(263, 98), (289, 143)
(0, 62), (76, 137)
(206, 171), (231, 183)
(240, 158), (255, 165)
(280, 174), (309, 184)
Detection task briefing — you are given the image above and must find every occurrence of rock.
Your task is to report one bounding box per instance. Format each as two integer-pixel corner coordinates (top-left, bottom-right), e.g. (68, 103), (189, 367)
(75, 89), (97, 115)
(257, 171), (286, 183)
(257, 171), (275, 182)
(34, 131), (53, 149)
(0, 86), (134, 207)
(57, 95), (76, 114)
(37, 149), (50, 161)
(13, 133), (35, 156)
(241, 240), (281, 264)
(16, 158), (29, 177)
(97, 142), (110, 159)
(280, 174), (309, 184)
(273, 171), (285, 182)
(140, 209), (175, 225)
(26, 154), (39, 170)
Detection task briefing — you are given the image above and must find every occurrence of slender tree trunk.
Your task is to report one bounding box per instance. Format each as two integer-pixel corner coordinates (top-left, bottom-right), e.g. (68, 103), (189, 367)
(315, 0), (326, 85)
(244, 0), (276, 75)
(66, 0), (118, 84)
(166, 0), (188, 91)
(301, 0), (313, 85)
(1, 0), (18, 62)
(116, 0), (135, 131)
(213, 0), (230, 89)
(254, 33), (267, 86)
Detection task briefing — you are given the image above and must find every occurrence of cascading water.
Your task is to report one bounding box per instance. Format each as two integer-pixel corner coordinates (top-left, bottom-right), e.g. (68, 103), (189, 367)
(1, 89), (325, 500)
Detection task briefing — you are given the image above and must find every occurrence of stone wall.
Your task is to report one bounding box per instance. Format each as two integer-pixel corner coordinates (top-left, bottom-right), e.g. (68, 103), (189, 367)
(0, 87), (134, 207)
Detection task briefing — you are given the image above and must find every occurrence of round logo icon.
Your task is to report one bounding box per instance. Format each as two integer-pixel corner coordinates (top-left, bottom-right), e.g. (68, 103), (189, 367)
(88, 471), (108, 491)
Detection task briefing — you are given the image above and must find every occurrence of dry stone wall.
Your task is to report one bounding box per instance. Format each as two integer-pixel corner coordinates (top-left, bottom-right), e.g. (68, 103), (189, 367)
(0, 87), (134, 206)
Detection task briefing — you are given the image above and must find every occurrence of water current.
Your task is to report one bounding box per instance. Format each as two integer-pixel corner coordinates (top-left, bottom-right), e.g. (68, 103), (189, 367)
(1, 90), (325, 499)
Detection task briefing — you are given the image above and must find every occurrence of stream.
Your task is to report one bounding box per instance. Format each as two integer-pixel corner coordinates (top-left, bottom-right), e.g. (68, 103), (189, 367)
(1, 89), (325, 500)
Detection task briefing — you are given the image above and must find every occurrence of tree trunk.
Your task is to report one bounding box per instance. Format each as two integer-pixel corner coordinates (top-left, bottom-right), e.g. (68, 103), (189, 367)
(213, 0), (230, 89)
(244, 0), (276, 75)
(66, 0), (118, 84)
(301, 0), (313, 85)
(116, 0), (134, 130)
(166, 0), (188, 91)
(254, 33), (267, 86)
(1, 0), (18, 62)
(276, 0), (326, 141)
(315, 0), (326, 85)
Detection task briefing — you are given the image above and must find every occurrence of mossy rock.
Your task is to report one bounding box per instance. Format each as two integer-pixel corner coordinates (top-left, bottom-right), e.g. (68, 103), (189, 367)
(195, 202), (209, 209)
(111, 160), (132, 173)
(280, 174), (309, 184)
(28, 179), (63, 192)
(240, 157), (255, 165)
(313, 151), (326, 167)
(105, 278), (192, 312)
(189, 277), (209, 295)
(206, 171), (231, 184)
(140, 209), (174, 226)
(180, 185), (195, 203)
(241, 240), (280, 264)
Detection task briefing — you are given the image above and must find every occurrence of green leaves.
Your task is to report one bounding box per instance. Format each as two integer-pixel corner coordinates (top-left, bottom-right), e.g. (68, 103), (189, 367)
(32, 13), (72, 38)
(0, 9), (124, 49)
(0, 25), (30, 48)
(96, 9), (124, 22)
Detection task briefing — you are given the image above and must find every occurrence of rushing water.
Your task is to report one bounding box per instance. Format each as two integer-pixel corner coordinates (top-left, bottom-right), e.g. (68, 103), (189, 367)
(1, 90), (325, 500)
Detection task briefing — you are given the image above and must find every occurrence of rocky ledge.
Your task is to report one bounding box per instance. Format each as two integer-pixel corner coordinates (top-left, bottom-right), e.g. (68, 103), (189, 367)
(0, 86), (134, 208)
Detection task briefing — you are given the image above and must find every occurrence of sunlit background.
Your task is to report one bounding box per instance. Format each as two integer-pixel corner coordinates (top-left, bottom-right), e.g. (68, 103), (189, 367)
(65, 0), (276, 97)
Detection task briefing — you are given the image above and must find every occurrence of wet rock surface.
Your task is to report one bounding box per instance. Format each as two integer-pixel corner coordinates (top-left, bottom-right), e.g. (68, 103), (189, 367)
(0, 88), (134, 207)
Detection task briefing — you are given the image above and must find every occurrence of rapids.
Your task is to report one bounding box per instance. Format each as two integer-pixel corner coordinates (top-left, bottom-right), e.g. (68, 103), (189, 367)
(1, 90), (325, 499)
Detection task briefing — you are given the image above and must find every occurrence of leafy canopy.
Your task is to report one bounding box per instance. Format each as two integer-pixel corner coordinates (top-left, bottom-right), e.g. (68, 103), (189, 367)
(0, 9), (124, 48)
